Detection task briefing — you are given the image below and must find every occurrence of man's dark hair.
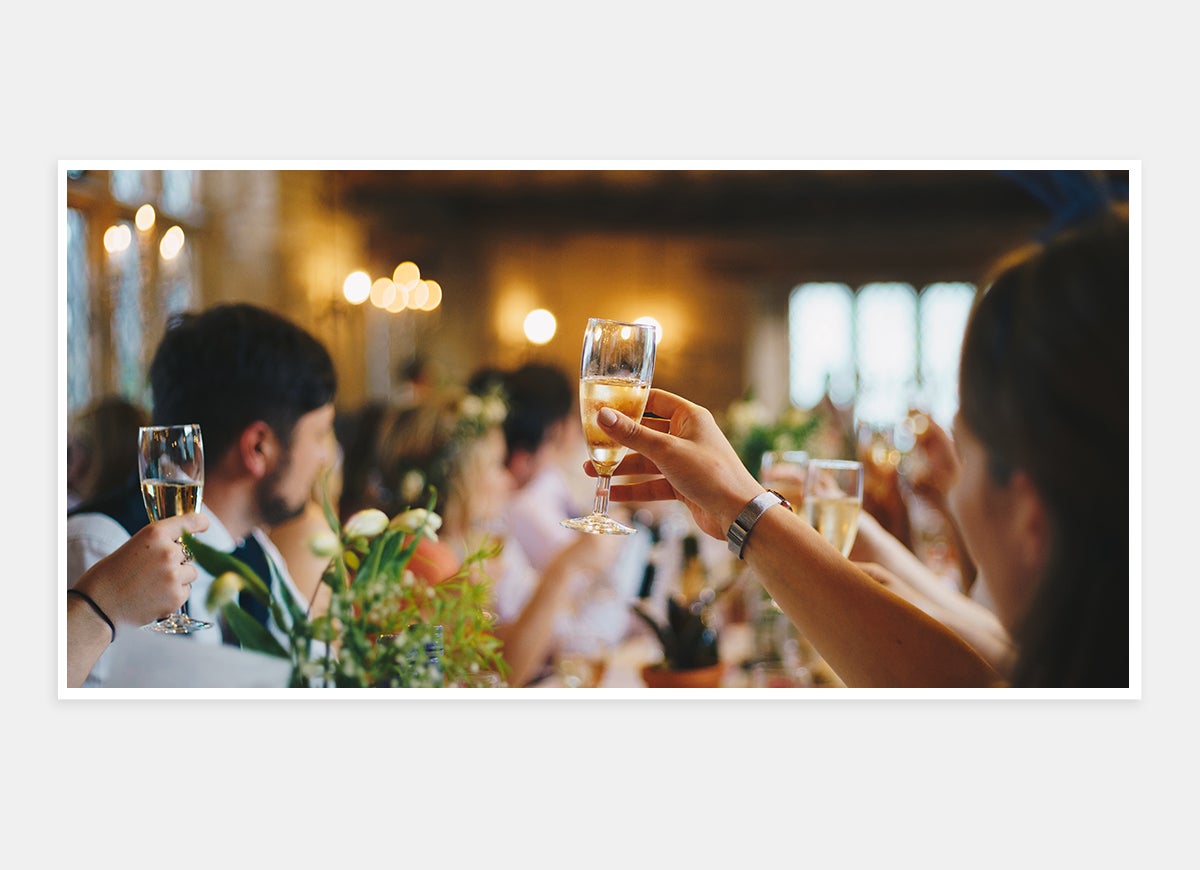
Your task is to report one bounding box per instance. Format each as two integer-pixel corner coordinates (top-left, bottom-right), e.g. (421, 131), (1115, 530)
(149, 303), (337, 462)
(499, 363), (574, 455)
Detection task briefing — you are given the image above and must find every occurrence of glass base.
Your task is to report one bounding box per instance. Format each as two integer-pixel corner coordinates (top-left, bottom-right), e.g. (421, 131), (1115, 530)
(560, 513), (637, 536)
(146, 613), (213, 634)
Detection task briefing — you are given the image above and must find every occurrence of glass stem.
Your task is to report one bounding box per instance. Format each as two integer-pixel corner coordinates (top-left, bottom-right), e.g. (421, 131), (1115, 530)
(593, 473), (613, 517)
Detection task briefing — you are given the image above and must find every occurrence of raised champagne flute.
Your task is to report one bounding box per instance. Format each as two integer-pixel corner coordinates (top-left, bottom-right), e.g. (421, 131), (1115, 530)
(802, 458), (864, 557)
(562, 317), (656, 535)
(138, 423), (211, 633)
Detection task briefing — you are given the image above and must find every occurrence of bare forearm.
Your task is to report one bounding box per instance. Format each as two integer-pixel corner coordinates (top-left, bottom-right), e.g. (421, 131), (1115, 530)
(494, 550), (578, 687)
(67, 598), (112, 688)
(743, 509), (1004, 688)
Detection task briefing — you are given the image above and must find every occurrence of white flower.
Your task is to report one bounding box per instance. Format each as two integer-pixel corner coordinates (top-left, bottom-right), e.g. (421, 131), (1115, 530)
(206, 571), (244, 611)
(400, 470), (425, 504)
(388, 507), (442, 541)
(308, 529), (339, 558)
(482, 395), (507, 424)
(459, 395), (483, 418)
(342, 508), (389, 539)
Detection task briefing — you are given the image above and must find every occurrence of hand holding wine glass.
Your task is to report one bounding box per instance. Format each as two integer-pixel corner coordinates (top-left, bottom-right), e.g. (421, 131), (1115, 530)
(562, 318), (657, 535)
(137, 423), (211, 633)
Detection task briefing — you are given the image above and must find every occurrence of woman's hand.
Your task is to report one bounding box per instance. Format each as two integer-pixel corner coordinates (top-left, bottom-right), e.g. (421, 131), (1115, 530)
(584, 388), (764, 540)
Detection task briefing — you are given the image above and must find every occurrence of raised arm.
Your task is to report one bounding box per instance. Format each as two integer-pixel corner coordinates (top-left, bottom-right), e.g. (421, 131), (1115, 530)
(590, 389), (1004, 688)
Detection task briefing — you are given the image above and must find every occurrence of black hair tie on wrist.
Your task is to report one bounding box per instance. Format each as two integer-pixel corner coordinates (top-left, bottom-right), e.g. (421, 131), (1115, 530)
(68, 589), (116, 643)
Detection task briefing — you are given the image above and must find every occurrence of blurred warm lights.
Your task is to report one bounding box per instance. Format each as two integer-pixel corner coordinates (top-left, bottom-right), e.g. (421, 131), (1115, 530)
(103, 224), (132, 253)
(524, 309), (557, 345)
(369, 277), (397, 309)
(343, 271), (371, 304)
(135, 204), (156, 232)
(421, 279), (443, 311)
(635, 316), (663, 344)
(342, 261), (443, 316)
(409, 280), (430, 310)
(159, 226), (185, 260)
(393, 260), (420, 290)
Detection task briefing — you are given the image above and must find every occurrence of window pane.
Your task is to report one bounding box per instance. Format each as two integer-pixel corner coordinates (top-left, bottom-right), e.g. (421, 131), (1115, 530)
(67, 209), (93, 413)
(919, 282), (976, 425)
(160, 169), (196, 217)
(109, 169), (146, 205)
(110, 220), (144, 400)
(789, 283), (854, 409)
(855, 282), (917, 428)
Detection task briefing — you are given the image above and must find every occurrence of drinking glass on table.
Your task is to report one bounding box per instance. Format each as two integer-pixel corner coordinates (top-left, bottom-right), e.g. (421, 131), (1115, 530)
(562, 318), (656, 536)
(759, 450), (808, 514)
(137, 423), (211, 633)
(802, 458), (864, 557)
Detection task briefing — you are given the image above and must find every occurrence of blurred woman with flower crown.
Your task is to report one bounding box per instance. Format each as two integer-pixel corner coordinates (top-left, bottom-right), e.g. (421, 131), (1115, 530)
(351, 386), (613, 687)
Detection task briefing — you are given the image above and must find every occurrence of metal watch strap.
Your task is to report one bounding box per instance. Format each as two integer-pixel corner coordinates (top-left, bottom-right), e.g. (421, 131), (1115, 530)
(726, 490), (791, 559)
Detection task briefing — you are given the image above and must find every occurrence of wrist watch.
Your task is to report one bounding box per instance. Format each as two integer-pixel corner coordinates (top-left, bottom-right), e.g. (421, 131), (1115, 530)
(726, 490), (792, 559)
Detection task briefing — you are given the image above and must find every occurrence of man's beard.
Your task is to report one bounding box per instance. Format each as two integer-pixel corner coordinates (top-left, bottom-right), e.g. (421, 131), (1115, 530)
(256, 453), (307, 526)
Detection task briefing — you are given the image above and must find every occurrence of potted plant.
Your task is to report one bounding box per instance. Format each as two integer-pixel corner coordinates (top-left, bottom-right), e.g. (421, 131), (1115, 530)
(630, 594), (725, 689)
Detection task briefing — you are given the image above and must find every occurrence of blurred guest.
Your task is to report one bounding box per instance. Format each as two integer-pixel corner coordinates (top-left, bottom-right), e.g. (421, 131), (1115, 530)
(66, 395), (149, 510)
(67, 303), (338, 687)
(68, 512), (209, 688)
(368, 388), (613, 687)
(593, 212), (1129, 688)
(493, 363), (643, 658)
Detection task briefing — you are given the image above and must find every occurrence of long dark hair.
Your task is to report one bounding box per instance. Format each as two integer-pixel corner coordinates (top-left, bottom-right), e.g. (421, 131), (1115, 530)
(958, 212), (1129, 687)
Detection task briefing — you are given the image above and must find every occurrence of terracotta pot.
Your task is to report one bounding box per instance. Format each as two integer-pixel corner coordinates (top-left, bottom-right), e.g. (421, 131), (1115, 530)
(640, 662), (725, 689)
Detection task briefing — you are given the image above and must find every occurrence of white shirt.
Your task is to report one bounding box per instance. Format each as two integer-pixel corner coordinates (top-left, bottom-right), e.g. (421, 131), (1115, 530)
(66, 505), (309, 687)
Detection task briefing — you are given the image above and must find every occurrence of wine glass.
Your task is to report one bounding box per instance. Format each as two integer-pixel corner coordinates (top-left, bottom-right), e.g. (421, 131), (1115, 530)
(801, 459), (864, 557)
(138, 423), (211, 633)
(562, 317), (657, 535)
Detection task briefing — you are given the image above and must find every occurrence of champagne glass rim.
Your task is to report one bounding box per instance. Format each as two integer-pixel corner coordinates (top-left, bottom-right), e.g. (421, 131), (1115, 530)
(807, 458), (862, 470)
(585, 317), (656, 331)
(140, 423), (202, 431)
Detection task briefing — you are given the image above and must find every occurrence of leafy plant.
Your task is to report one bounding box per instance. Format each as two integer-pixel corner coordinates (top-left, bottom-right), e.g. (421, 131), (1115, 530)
(630, 596), (720, 672)
(721, 393), (822, 478)
(184, 488), (509, 689)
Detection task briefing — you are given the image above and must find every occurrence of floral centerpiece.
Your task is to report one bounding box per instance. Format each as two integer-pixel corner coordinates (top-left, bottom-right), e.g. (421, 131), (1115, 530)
(184, 490), (509, 689)
(720, 392), (821, 478)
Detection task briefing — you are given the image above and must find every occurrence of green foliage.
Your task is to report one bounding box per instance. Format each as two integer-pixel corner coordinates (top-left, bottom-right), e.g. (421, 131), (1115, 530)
(721, 394), (822, 478)
(184, 488), (510, 689)
(631, 596), (720, 671)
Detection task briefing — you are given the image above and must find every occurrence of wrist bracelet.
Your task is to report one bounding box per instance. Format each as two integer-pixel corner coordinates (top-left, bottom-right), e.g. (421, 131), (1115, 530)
(68, 588), (116, 642)
(726, 490), (792, 560)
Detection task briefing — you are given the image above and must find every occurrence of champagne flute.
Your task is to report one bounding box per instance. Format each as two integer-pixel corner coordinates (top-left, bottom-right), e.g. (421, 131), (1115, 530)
(802, 459), (864, 557)
(562, 318), (656, 536)
(138, 423), (211, 633)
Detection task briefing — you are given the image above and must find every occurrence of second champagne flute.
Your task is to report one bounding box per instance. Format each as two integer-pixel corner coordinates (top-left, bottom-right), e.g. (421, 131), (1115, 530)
(802, 458), (864, 557)
(562, 318), (656, 536)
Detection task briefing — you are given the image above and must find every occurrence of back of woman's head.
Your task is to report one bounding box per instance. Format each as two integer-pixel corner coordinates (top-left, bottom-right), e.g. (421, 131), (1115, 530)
(373, 388), (507, 531)
(959, 211), (1129, 687)
(70, 395), (150, 500)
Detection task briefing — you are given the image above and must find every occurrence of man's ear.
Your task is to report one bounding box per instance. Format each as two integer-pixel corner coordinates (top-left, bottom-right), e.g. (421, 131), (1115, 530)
(238, 421), (278, 480)
(1007, 469), (1050, 576)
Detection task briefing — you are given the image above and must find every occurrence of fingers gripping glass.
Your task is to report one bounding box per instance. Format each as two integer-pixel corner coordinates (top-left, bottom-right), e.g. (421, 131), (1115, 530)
(138, 424), (212, 633)
(562, 318), (656, 536)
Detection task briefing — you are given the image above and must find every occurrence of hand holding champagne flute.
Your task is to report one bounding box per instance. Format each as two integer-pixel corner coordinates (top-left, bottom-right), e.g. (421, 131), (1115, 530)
(562, 318), (657, 535)
(137, 423), (211, 633)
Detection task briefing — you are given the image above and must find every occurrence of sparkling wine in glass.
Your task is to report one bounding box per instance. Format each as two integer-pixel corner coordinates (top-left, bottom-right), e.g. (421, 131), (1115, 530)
(562, 318), (656, 536)
(802, 459), (864, 557)
(138, 423), (211, 633)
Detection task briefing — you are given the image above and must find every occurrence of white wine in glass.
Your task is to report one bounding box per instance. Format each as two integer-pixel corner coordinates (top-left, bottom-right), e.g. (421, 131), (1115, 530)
(802, 459), (864, 557)
(138, 423), (212, 633)
(562, 318), (656, 535)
